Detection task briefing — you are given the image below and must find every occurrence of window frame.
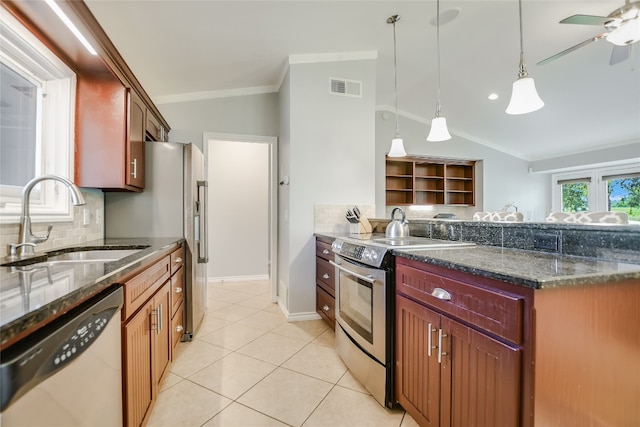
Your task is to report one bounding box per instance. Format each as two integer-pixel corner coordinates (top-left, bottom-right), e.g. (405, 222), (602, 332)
(0, 10), (77, 224)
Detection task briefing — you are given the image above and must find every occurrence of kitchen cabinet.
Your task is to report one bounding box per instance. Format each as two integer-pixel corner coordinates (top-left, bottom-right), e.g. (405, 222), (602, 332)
(395, 258), (528, 427)
(315, 236), (335, 328)
(146, 109), (168, 142)
(386, 157), (475, 206)
(121, 250), (173, 427)
(169, 246), (185, 352)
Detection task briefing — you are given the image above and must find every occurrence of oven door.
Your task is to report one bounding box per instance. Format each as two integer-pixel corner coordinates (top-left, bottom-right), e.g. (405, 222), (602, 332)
(331, 255), (387, 364)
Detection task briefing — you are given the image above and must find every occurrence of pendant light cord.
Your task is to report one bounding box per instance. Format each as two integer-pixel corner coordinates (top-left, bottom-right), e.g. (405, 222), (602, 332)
(392, 17), (400, 138)
(517, 0), (529, 78)
(435, 0), (442, 116)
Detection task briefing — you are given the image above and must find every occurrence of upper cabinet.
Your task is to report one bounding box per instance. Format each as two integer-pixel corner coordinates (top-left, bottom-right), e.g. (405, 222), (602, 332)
(2, 0), (170, 192)
(386, 156), (476, 206)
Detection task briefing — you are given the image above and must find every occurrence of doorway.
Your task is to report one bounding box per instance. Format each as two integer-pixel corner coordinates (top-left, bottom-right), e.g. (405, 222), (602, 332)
(204, 133), (278, 302)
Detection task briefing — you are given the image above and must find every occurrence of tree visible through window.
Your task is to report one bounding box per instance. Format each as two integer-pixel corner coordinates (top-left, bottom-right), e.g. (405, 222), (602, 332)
(561, 182), (589, 212)
(607, 178), (640, 221)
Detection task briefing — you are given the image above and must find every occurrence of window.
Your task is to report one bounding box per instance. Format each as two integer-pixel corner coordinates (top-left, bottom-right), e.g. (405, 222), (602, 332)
(0, 10), (76, 223)
(553, 164), (640, 223)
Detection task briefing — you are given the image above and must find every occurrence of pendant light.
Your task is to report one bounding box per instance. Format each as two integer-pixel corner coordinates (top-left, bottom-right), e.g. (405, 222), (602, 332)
(506, 0), (544, 115)
(387, 15), (407, 158)
(426, 0), (452, 142)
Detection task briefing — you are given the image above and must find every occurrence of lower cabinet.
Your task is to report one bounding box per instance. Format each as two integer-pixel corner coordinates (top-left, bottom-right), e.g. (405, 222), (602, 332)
(122, 244), (184, 427)
(315, 236), (335, 328)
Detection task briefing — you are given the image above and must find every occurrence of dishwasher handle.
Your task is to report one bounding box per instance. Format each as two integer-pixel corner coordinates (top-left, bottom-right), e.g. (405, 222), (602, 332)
(0, 286), (123, 412)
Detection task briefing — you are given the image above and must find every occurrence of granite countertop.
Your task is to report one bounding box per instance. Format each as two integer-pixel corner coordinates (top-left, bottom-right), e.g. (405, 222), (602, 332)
(394, 246), (640, 289)
(0, 237), (183, 348)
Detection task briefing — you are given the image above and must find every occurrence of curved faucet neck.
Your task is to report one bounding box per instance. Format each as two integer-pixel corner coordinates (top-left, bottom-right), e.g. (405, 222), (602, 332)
(21, 175), (85, 218)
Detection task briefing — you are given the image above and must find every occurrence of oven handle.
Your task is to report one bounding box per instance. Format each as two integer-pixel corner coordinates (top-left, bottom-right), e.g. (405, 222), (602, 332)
(329, 260), (376, 284)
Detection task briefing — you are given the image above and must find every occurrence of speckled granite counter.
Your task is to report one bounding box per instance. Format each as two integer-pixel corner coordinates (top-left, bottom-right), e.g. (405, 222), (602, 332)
(0, 237), (183, 348)
(393, 246), (640, 289)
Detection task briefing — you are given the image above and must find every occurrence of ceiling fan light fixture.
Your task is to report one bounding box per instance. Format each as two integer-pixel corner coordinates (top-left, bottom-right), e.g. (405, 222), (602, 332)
(388, 137), (407, 157)
(606, 19), (640, 45)
(427, 116), (452, 142)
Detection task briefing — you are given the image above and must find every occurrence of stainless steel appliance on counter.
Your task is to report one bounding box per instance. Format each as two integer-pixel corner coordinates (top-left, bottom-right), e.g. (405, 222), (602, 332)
(0, 286), (123, 426)
(331, 235), (474, 408)
(105, 142), (208, 339)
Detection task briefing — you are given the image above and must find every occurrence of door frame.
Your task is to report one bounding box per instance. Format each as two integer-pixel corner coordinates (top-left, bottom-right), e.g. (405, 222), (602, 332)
(203, 132), (278, 302)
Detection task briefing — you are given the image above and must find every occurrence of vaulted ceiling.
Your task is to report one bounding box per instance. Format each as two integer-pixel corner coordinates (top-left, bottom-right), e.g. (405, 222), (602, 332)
(85, 1), (640, 161)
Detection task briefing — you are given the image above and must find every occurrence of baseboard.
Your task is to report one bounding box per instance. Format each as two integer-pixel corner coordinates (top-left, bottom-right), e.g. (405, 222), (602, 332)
(208, 274), (269, 283)
(286, 311), (322, 322)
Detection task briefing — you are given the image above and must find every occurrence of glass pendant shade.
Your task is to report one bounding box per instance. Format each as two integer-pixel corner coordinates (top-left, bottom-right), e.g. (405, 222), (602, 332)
(606, 19), (640, 46)
(388, 137), (407, 157)
(426, 116), (451, 141)
(506, 76), (544, 115)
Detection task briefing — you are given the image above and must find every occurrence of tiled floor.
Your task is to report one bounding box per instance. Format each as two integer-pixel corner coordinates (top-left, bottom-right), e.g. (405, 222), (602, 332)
(147, 280), (419, 427)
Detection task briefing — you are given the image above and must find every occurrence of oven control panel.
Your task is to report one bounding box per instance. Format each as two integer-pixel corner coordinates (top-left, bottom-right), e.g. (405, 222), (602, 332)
(332, 239), (386, 268)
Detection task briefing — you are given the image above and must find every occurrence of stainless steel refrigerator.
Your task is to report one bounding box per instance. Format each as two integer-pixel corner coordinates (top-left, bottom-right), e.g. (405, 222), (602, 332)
(104, 142), (208, 339)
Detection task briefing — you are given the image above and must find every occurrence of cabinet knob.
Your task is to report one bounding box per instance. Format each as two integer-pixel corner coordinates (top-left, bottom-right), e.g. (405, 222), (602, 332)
(175, 287), (183, 294)
(322, 273), (330, 279)
(176, 325), (184, 333)
(323, 304), (330, 312)
(174, 257), (183, 264)
(322, 249), (330, 255)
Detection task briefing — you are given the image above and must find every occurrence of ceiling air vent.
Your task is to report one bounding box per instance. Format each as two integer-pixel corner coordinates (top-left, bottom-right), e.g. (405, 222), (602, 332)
(329, 77), (362, 98)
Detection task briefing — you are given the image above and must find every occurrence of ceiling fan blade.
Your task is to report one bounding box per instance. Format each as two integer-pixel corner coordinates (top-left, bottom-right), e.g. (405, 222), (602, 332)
(560, 14), (610, 25)
(609, 44), (631, 65)
(537, 34), (606, 66)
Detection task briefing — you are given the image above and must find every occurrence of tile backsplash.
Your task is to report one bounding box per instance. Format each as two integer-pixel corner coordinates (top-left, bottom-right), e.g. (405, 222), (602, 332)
(0, 189), (104, 254)
(314, 204), (376, 233)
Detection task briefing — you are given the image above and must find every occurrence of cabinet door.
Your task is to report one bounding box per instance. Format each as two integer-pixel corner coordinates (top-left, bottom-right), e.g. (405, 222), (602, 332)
(124, 300), (154, 427)
(152, 282), (171, 389)
(441, 317), (521, 427)
(128, 91), (145, 189)
(396, 295), (442, 427)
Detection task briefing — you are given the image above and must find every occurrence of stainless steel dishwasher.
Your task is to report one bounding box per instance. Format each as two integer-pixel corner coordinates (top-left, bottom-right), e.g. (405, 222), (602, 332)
(0, 285), (124, 426)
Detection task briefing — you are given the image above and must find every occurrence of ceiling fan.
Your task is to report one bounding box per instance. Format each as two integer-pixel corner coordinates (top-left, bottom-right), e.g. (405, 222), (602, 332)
(538, 0), (640, 66)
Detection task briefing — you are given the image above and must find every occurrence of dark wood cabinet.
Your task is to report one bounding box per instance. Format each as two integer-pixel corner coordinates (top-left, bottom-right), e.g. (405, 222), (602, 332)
(386, 157), (475, 206)
(315, 236), (335, 328)
(395, 258), (527, 427)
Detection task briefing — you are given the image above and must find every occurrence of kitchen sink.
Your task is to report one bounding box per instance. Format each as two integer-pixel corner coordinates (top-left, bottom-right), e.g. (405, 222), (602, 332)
(45, 249), (142, 263)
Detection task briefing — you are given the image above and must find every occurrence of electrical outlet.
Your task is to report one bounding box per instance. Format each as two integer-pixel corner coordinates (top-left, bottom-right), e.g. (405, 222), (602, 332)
(533, 233), (558, 251)
(83, 208), (90, 226)
(95, 209), (103, 225)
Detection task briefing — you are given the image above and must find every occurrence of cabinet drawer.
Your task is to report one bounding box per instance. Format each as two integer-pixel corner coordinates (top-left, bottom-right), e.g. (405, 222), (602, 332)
(171, 302), (184, 354)
(170, 246), (184, 276)
(396, 264), (524, 344)
(316, 257), (335, 296)
(123, 255), (171, 320)
(316, 286), (335, 327)
(316, 240), (333, 261)
(170, 267), (184, 317)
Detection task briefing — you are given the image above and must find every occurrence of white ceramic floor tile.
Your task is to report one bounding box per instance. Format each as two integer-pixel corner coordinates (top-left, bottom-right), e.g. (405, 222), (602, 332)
(208, 304), (261, 322)
(302, 385), (404, 427)
(196, 315), (234, 337)
(310, 327), (337, 348)
(400, 411), (421, 427)
(238, 368), (333, 427)
(159, 372), (182, 392)
(198, 323), (267, 351)
(206, 299), (232, 311)
(170, 340), (231, 378)
(282, 342), (347, 383)
(202, 402), (289, 427)
(236, 332), (308, 365)
(271, 319), (329, 342)
(336, 370), (370, 394)
(146, 380), (232, 427)
(236, 293), (278, 311)
(236, 310), (287, 331)
(189, 352), (277, 400)
(209, 288), (255, 304)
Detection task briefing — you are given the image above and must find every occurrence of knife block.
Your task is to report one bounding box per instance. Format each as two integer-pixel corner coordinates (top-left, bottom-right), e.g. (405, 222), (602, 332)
(350, 218), (373, 234)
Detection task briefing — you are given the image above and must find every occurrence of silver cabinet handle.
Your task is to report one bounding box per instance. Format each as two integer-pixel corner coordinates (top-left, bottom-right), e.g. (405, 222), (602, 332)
(157, 304), (163, 334)
(431, 288), (452, 301)
(427, 323), (437, 357)
(322, 273), (330, 279)
(174, 257), (182, 264)
(176, 325), (184, 333)
(438, 329), (448, 364)
(175, 287), (183, 294)
(323, 304), (330, 312)
(131, 158), (137, 178)
(322, 249), (330, 255)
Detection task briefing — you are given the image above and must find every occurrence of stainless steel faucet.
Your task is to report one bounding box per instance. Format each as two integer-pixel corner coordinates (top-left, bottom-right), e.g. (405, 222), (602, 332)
(10, 175), (86, 257)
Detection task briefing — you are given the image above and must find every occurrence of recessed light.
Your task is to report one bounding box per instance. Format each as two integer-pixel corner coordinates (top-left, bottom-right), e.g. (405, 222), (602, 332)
(488, 93), (499, 101)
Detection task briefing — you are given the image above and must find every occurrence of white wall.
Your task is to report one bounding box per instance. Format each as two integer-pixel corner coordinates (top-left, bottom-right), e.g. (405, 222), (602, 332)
(207, 140), (269, 281)
(529, 141), (640, 173)
(277, 71), (291, 308)
(375, 110), (551, 221)
(280, 57), (377, 318)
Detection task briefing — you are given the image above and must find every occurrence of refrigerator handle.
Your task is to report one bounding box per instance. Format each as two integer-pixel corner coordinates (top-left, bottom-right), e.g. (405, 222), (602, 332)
(197, 180), (209, 263)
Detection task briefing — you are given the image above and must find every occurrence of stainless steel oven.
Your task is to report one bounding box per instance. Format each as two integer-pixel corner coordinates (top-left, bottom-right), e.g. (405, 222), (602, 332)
(331, 235), (475, 409)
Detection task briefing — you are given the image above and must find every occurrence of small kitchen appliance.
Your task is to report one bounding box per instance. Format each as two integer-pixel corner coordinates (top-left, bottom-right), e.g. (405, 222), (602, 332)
(385, 207), (410, 238)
